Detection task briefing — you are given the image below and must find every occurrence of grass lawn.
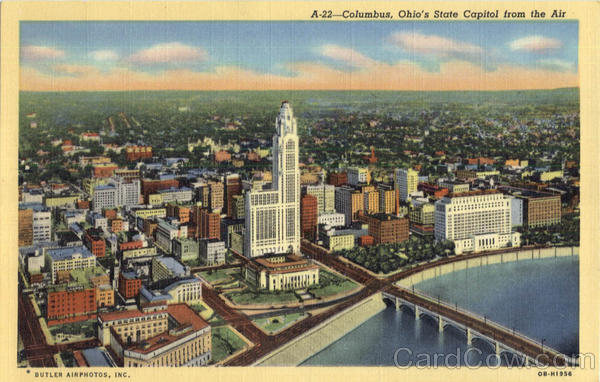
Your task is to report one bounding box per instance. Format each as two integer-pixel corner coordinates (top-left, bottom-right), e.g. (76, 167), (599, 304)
(225, 289), (300, 305)
(49, 319), (96, 341)
(211, 326), (247, 363)
(198, 269), (239, 284)
(253, 313), (306, 333)
(190, 302), (224, 324)
(308, 270), (359, 298)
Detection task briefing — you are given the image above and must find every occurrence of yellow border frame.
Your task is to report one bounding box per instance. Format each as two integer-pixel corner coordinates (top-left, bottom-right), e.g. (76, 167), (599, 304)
(1, 2), (598, 381)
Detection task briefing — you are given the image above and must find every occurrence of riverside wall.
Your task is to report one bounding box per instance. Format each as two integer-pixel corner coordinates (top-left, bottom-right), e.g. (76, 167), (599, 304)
(397, 246), (578, 288)
(254, 293), (386, 366)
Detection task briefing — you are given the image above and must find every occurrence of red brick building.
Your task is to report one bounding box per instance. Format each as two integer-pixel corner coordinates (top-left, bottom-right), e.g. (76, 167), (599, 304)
(359, 235), (375, 246)
(418, 183), (449, 199)
(119, 240), (144, 252)
(195, 207), (220, 239)
(46, 285), (97, 326)
(93, 164), (118, 178)
(77, 200), (90, 209)
(118, 271), (142, 300)
(167, 205), (191, 224)
(301, 194), (318, 240)
(327, 171), (348, 187)
(84, 228), (106, 258)
(225, 174), (242, 218)
(111, 219), (125, 233)
(360, 213), (409, 244)
(103, 209), (118, 220)
(141, 179), (179, 203)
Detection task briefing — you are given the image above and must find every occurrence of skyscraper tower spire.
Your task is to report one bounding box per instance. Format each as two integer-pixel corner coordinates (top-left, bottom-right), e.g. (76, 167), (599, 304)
(245, 102), (301, 257)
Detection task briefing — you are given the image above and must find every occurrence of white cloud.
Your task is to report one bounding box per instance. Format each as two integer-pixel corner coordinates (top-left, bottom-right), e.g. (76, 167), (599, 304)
(126, 42), (207, 64)
(320, 44), (377, 68)
(389, 32), (482, 59)
(21, 45), (66, 60)
(537, 59), (576, 72)
(509, 36), (562, 52)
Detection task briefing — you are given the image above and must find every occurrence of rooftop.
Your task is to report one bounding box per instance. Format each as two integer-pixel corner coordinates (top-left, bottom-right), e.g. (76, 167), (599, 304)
(446, 189), (501, 198)
(124, 304), (209, 355)
(155, 257), (187, 275)
(47, 246), (94, 261)
(99, 305), (166, 323)
(70, 266), (109, 285)
(81, 348), (114, 367)
(498, 186), (560, 199)
(19, 202), (48, 212)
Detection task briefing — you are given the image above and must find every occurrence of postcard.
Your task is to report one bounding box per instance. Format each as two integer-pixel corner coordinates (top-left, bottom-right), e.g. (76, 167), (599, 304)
(1, 1), (598, 381)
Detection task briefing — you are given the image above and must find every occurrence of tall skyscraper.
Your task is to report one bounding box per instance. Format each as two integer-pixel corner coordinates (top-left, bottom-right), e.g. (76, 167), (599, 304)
(395, 168), (419, 201)
(244, 102), (300, 258)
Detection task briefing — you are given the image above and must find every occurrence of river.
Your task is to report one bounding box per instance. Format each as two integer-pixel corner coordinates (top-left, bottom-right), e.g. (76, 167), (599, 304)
(301, 256), (579, 366)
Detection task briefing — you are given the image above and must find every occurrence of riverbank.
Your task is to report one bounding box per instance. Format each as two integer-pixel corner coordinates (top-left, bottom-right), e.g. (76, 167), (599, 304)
(254, 293), (386, 366)
(398, 246), (578, 288)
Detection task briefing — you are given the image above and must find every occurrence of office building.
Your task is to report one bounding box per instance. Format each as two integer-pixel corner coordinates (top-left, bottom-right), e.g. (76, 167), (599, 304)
(395, 168), (419, 202)
(46, 246), (97, 284)
(151, 257), (189, 283)
(360, 213), (409, 244)
(121, 304), (211, 367)
(301, 194), (318, 240)
(434, 190), (520, 254)
(335, 185), (364, 225)
(499, 186), (561, 228)
(306, 184), (335, 215)
(199, 239), (226, 266)
(244, 102), (300, 258)
(18, 208), (34, 247)
(317, 212), (346, 228)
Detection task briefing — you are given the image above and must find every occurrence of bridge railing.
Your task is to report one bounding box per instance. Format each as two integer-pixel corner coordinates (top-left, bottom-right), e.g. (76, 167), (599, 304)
(393, 286), (568, 360)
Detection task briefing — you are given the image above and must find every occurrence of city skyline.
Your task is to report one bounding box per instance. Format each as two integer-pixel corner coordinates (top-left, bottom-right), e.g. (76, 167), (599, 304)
(20, 21), (578, 92)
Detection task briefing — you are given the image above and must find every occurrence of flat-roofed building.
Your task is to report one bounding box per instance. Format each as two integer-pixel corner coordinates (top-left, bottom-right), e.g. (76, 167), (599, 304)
(118, 271), (142, 300)
(97, 303), (170, 346)
(499, 186), (561, 228)
(318, 226), (355, 251)
(317, 212), (345, 228)
(46, 283), (97, 325)
(172, 238), (199, 263)
(360, 212), (409, 244)
(132, 208), (167, 220)
(306, 184), (335, 215)
(378, 185), (396, 215)
(395, 168), (419, 202)
(346, 167), (370, 186)
(18, 208), (34, 247)
(438, 180), (470, 194)
(46, 246), (96, 284)
(155, 220), (187, 254)
(121, 304), (211, 367)
(151, 257), (189, 283)
(157, 187), (193, 204)
(335, 185), (364, 225)
(199, 239), (226, 266)
(434, 190), (520, 254)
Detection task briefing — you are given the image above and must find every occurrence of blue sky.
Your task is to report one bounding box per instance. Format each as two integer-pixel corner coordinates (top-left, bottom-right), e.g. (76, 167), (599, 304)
(20, 21), (579, 91)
